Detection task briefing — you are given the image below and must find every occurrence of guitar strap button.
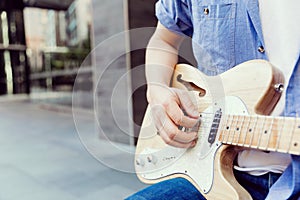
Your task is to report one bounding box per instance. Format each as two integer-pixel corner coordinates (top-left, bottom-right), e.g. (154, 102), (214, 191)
(258, 46), (265, 53)
(274, 83), (284, 93)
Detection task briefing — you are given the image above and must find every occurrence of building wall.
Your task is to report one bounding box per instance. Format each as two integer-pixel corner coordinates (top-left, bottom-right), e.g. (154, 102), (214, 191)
(24, 8), (48, 72)
(56, 11), (67, 46)
(128, 0), (196, 143)
(25, 4), (92, 95)
(0, 0), (30, 95)
(47, 10), (57, 47)
(91, 0), (133, 144)
(65, 0), (91, 47)
(127, 0), (158, 143)
(74, 0), (91, 45)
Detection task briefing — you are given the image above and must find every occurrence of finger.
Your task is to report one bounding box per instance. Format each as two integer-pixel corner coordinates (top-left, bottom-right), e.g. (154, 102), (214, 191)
(150, 104), (168, 132)
(158, 127), (197, 148)
(162, 114), (198, 143)
(175, 89), (199, 118)
(150, 103), (198, 148)
(165, 100), (199, 128)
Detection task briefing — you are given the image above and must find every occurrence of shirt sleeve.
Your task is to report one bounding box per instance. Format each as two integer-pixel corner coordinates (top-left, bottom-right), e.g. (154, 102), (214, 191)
(155, 0), (193, 37)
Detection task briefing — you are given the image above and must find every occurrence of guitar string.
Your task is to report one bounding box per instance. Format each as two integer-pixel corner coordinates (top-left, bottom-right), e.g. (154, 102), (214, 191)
(191, 111), (300, 129)
(264, 117), (274, 151)
(192, 114), (299, 132)
(195, 124), (296, 153)
(187, 118), (299, 133)
(196, 120), (297, 137)
(287, 117), (297, 153)
(189, 116), (298, 149)
(242, 114), (251, 146)
(182, 112), (299, 141)
(178, 126), (299, 154)
(195, 113), (299, 127)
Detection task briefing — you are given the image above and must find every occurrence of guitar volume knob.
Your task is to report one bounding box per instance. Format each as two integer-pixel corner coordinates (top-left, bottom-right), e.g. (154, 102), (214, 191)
(147, 155), (157, 164)
(135, 158), (145, 167)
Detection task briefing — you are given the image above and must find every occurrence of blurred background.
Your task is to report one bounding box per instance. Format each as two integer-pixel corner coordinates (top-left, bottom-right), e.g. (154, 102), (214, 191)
(0, 0), (161, 146)
(0, 0), (163, 199)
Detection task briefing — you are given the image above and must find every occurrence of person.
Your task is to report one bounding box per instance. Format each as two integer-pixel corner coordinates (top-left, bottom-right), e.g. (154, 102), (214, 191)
(126, 0), (300, 199)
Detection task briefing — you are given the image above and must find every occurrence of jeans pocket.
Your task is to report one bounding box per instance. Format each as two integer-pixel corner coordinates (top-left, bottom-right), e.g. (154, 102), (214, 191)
(192, 3), (236, 74)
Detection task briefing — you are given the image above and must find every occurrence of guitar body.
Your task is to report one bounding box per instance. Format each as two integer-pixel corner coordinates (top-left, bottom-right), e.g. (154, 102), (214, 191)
(135, 60), (284, 199)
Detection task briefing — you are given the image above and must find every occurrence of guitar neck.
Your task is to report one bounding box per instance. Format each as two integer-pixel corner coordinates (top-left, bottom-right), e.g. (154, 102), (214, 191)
(218, 115), (300, 155)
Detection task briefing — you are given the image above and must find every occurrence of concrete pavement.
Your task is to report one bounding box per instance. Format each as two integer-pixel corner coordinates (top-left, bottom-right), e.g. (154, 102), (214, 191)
(0, 97), (147, 200)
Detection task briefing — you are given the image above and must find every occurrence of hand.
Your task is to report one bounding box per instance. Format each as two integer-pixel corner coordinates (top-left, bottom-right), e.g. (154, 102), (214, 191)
(147, 84), (200, 148)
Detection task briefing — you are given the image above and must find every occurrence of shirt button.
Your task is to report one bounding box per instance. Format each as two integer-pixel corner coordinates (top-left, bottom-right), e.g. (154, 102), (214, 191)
(204, 8), (209, 15)
(258, 46), (265, 53)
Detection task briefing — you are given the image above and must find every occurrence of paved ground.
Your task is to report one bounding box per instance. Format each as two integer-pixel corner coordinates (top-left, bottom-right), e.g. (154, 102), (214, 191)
(0, 96), (147, 200)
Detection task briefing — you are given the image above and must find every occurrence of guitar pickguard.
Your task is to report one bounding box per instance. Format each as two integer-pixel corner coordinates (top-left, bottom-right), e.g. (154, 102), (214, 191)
(135, 96), (249, 193)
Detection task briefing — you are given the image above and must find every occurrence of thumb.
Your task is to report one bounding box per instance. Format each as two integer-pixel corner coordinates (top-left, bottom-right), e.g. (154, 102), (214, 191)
(175, 89), (199, 118)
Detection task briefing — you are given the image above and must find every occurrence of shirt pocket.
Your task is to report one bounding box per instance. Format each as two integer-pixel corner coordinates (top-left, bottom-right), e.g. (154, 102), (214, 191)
(192, 3), (236, 74)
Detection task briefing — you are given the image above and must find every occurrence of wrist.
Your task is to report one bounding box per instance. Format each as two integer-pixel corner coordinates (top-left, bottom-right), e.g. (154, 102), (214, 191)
(146, 83), (170, 104)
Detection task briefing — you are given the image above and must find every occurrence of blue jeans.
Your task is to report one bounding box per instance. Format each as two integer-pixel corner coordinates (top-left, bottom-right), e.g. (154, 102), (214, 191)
(125, 170), (281, 200)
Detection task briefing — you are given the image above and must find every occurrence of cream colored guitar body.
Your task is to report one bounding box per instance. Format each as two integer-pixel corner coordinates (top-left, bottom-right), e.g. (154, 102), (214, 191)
(135, 60), (289, 200)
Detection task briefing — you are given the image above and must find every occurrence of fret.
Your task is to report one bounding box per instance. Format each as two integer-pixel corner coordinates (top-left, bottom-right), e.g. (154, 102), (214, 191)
(225, 115), (232, 144)
(237, 115), (248, 146)
(219, 115), (229, 142)
(225, 115), (234, 144)
(267, 117), (281, 151)
(275, 117), (285, 152)
(268, 117), (275, 149)
(256, 116), (266, 149)
(277, 117), (294, 153)
(258, 116), (273, 150)
(243, 115), (257, 147)
(232, 115), (242, 145)
(217, 113), (300, 155)
(289, 118), (300, 155)
(287, 118), (297, 154)
(237, 115), (245, 145)
(249, 115), (261, 148)
(228, 115), (239, 145)
(241, 115), (251, 146)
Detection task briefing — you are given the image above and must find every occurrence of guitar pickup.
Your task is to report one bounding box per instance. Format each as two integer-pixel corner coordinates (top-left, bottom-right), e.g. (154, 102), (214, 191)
(208, 108), (222, 145)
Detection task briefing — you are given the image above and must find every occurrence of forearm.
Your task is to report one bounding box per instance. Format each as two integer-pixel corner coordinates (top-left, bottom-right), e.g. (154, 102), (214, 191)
(145, 36), (179, 86)
(145, 23), (184, 103)
(144, 23), (199, 148)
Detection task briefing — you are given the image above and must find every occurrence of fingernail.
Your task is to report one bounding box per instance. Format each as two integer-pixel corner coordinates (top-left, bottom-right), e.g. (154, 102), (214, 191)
(191, 140), (197, 147)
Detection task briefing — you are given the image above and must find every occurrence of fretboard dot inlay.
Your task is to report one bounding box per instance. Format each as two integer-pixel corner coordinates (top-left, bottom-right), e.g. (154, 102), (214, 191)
(294, 142), (298, 147)
(264, 130), (267, 134)
(249, 128), (252, 132)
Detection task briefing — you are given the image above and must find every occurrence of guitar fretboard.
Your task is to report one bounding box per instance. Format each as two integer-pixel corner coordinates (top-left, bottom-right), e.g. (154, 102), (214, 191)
(218, 115), (300, 155)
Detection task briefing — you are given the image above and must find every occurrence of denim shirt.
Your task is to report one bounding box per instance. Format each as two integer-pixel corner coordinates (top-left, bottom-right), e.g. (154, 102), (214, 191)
(156, 0), (300, 198)
(156, 0), (300, 116)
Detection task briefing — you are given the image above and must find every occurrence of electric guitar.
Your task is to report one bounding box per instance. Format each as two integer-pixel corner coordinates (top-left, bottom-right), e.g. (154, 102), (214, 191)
(135, 60), (300, 200)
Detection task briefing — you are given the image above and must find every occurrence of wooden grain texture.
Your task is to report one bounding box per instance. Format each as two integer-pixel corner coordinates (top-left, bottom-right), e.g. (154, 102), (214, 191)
(135, 59), (291, 200)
